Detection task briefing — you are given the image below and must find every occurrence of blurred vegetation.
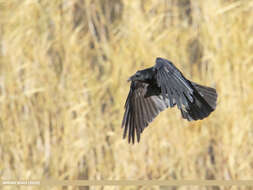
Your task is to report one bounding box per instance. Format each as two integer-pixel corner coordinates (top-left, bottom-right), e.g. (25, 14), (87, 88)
(0, 0), (253, 190)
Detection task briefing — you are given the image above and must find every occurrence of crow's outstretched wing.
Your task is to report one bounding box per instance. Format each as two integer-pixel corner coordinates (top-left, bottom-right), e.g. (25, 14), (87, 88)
(155, 57), (194, 109)
(122, 81), (170, 144)
(154, 57), (217, 121)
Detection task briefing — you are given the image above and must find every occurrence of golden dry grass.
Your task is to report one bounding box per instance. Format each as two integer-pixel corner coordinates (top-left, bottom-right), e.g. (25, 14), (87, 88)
(1, 0), (253, 190)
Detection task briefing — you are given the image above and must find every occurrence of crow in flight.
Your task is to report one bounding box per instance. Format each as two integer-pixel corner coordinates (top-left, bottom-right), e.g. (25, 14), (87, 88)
(122, 57), (217, 144)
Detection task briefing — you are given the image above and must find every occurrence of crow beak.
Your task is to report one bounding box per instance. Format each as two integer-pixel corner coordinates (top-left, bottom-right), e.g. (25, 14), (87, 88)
(127, 75), (134, 82)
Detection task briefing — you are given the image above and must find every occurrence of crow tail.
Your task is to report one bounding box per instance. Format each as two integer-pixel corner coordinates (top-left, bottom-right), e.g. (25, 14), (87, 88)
(180, 82), (217, 121)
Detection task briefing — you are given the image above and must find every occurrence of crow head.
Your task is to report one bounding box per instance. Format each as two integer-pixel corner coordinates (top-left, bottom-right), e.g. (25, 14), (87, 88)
(128, 71), (143, 82)
(128, 67), (155, 83)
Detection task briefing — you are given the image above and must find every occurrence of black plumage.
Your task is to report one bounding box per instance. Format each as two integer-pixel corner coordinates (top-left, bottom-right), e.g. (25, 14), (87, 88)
(122, 57), (218, 144)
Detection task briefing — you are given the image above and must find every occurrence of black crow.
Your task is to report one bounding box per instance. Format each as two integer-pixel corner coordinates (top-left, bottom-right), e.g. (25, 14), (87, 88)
(122, 57), (217, 144)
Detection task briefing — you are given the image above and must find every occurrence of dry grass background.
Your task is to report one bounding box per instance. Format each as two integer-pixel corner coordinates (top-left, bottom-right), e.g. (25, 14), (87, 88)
(0, 0), (253, 190)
